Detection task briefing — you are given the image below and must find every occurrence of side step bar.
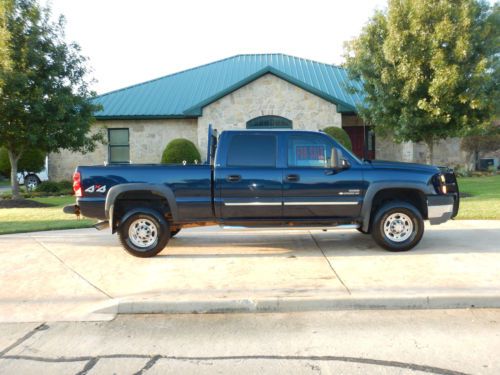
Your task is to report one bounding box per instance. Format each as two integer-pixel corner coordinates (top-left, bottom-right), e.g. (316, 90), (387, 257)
(94, 221), (110, 231)
(220, 224), (360, 231)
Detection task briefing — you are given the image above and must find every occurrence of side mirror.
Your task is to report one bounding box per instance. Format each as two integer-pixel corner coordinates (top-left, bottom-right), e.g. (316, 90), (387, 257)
(330, 148), (342, 170)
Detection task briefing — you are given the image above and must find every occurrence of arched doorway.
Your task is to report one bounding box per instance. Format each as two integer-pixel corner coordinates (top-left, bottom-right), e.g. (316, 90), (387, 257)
(246, 115), (292, 129)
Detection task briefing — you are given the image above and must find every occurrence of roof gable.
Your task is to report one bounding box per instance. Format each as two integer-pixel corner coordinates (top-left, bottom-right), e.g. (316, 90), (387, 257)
(94, 54), (364, 119)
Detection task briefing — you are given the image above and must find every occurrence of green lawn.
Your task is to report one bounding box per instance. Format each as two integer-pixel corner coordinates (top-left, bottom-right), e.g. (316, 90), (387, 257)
(0, 196), (94, 235)
(456, 175), (500, 220)
(0, 180), (9, 187)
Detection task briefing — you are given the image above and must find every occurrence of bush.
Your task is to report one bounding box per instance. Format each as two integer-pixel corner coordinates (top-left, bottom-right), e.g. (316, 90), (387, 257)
(322, 127), (352, 151)
(0, 147), (45, 176)
(161, 139), (201, 164)
(36, 181), (61, 193)
(57, 180), (73, 190)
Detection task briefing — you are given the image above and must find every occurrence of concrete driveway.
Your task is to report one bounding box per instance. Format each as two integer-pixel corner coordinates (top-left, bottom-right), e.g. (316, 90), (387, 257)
(0, 220), (499, 322)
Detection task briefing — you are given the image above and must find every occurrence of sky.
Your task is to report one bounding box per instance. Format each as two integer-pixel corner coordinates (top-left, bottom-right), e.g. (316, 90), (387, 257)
(41, 0), (388, 95)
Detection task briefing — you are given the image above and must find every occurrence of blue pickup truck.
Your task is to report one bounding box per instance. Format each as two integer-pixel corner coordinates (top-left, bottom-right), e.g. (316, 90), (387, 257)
(65, 128), (459, 257)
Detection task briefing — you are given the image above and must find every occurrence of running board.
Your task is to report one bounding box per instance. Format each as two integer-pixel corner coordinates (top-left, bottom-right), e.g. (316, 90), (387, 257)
(220, 224), (360, 231)
(93, 221), (110, 231)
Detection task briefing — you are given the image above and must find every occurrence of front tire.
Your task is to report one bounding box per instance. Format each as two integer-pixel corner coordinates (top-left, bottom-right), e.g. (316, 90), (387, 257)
(371, 201), (424, 252)
(25, 174), (40, 191)
(118, 213), (170, 257)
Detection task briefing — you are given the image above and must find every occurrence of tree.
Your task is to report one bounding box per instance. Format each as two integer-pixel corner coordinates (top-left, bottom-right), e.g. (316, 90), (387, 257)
(0, 147), (44, 176)
(323, 127), (352, 151)
(161, 139), (201, 164)
(0, 0), (12, 84)
(0, 0), (102, 199)
(344, 0), (499, 163)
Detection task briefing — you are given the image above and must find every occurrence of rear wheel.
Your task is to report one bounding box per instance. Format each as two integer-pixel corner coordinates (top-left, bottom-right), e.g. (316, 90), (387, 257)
(371, 201), (424, 252)
(118, 212), (170, 257)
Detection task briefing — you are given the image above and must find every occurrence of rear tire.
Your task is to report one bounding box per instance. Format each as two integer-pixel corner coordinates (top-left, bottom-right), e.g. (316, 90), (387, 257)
(371, 201), (424, 252)
(118, 212), (170, 257)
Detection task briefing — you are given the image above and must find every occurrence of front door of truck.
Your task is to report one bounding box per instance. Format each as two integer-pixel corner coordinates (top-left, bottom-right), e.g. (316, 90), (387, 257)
(216, 133), (282, 220)
(282, 133), (363, 219)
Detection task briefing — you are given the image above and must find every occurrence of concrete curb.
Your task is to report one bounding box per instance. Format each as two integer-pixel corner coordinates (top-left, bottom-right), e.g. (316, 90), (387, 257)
(95, 294), (500, 315)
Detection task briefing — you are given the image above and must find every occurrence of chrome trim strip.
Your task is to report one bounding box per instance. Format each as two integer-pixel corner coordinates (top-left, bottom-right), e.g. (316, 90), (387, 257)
(221, 224), (361, 231)
(428, 204), (454, 218)
(224, 202), (281, 206)
(284, 202), (359, 206)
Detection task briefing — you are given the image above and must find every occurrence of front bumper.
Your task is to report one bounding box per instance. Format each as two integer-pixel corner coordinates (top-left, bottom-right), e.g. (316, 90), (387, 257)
(427, 195), (455, 225)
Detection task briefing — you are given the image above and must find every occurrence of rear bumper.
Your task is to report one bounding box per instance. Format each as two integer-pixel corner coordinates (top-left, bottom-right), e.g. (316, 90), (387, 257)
(63, 198), (106, 220)
(427, 195), (455, 225)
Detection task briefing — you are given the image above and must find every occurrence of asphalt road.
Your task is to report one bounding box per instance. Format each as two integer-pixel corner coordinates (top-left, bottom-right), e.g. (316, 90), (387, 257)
(0, 309), (498, 375)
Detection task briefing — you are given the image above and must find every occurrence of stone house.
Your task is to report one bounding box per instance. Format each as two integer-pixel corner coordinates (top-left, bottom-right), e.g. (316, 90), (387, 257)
(48, 54), (470, 180)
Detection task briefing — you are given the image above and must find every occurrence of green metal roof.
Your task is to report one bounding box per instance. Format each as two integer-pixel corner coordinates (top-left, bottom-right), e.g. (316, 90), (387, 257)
(94, 54), (364, 119)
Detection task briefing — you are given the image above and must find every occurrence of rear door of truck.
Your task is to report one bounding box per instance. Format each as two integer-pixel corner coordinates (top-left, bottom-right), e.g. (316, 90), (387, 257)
(215, 131), (283, 220)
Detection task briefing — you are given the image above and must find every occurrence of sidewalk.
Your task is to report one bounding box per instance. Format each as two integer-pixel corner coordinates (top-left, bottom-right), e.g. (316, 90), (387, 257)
(0, 220), (499, 322)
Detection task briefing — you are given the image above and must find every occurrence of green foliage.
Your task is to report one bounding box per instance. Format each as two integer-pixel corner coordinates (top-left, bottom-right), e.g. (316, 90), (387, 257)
(0, 0), (103, 198)
(35, 181), (60, 193)
(161, 139), (201, 164)
(0, 0), (12, 80)
(323, 127), (352, 150)
(35, 180), (73, 195)
(0, 146), (44, 175)
(344, 0), (499, 155)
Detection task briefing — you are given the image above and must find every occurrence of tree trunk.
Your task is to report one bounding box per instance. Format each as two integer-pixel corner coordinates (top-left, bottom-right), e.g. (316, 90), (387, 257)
(426, 141), (434, 165)
(7, 149), (22, 200)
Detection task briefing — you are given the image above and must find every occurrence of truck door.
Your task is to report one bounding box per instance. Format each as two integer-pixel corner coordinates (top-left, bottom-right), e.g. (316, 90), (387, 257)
(216, 133), (282, 220)
(282, 133), (363, 219)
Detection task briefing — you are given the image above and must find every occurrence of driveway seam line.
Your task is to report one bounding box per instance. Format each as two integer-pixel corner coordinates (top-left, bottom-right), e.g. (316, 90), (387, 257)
(0, 323), (48, 357)
(32, 236), (113, 299)
(309, 232), (352, 295)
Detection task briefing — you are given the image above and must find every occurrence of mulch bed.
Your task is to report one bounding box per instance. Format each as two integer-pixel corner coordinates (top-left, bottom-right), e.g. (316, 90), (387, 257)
(0, 199), (52, 208)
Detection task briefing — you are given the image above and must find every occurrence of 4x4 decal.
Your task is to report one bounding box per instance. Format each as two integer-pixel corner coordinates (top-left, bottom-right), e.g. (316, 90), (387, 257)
(85, 185), (107, 193)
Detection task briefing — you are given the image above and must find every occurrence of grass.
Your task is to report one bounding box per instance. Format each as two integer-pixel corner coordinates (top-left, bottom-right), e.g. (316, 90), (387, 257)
(0, 179), (10, 187)
(0, 195), (94, 235)
(456, 174), (500, 220)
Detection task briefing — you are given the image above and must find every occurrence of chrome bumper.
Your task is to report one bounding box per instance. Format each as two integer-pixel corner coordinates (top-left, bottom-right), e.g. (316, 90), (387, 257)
(427, 195), (455, 225)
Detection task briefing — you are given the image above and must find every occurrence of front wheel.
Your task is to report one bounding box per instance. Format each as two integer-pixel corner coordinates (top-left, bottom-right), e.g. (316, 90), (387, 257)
(371, 201), (424, 252)
(118, 212), (170, 257)
(25, 174), (40, 191)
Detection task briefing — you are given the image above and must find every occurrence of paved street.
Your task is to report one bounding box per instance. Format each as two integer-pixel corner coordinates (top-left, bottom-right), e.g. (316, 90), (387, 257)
(0, 220), (499, 322)
(0, 309), (499, 374)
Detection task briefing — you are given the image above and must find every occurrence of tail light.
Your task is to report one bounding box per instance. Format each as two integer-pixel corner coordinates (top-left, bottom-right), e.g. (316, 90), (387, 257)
(73, 171), (82, 197)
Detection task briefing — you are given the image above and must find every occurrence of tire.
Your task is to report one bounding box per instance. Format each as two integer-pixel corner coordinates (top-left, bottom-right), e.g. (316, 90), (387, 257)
(170, 228), (181, 237)
(25, 174), (40, 191)
(118, 212), (170, 257)
(371, 201), (424, 252)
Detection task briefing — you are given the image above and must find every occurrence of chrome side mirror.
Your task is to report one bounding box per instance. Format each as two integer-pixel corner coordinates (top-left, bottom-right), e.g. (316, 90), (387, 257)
(330, 148), (342, 170)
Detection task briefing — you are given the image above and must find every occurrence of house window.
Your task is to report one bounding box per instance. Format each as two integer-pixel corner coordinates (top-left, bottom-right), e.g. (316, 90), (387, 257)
(246, 115), (292, 129)
(108, 128), (130, 163)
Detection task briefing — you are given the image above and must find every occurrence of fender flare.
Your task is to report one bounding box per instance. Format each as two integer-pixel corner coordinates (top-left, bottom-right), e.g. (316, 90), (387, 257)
(105, 183), (178, 230)
(361, 182), (433, 232)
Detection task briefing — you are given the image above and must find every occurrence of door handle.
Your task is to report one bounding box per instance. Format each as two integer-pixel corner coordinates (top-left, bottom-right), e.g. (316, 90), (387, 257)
(286, 174), (300, 182)
(226, 175), (241, 182)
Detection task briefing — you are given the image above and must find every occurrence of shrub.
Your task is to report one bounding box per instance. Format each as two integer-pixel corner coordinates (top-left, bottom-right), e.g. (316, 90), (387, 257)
(0, 147), (45, 176)
(36, 181), (61, 193)
(57, 180), (73, 190)
(322, 127), (352, 151)
(161, 139), (201, 164)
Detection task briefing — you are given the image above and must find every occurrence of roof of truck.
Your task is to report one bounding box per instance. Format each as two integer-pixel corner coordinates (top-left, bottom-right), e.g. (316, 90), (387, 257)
(93, 54), (364, 120)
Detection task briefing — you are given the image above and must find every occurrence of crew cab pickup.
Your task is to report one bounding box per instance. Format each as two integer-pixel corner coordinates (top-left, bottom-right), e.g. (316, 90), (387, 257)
(64, 128), (459, 257)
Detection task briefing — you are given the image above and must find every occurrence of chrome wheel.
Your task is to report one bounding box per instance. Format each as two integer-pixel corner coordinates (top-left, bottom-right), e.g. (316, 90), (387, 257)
(128, 218), (158, 248)
(25, 175), (39, 191)
(383, 213), (413, 242)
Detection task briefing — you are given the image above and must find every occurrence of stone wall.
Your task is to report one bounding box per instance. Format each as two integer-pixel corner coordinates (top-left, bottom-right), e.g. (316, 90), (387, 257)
(48, 119), (198, 181)
(197, 73), (341, 158)
(375, 136), (470, 167)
